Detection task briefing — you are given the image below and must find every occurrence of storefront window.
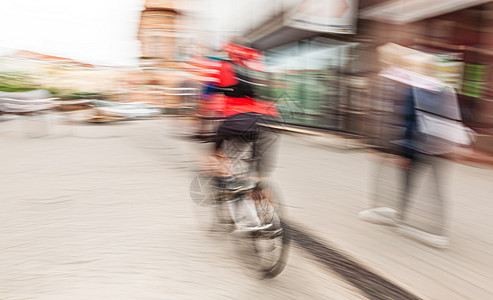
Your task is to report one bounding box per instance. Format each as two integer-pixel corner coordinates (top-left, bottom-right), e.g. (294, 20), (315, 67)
(256, 38), (359, 129)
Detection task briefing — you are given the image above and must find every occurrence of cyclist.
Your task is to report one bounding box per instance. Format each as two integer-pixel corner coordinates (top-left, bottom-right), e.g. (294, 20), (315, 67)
(209, 39), (280, 232)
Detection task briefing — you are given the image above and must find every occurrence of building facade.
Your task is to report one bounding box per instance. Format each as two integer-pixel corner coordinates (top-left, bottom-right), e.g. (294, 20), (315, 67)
(138, 0), (181, 69)
(239, 0), (370, 134)
(237, 0), (493, 143)
(134, 0), (199, 107)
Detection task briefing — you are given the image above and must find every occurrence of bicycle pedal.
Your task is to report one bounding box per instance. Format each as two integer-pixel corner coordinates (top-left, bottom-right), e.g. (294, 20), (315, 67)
(232, 223), (272, 236)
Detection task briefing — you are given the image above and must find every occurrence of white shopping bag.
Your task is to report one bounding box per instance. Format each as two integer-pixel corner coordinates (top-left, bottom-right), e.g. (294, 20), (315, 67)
(413, 85), (473, 146)
(416, 112), (473, 146)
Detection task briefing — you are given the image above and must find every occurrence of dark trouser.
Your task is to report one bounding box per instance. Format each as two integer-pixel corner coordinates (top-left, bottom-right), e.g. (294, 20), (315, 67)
(399, 153), (446, 235)
(214, 113), (279, 178)
(253, 129), (279, 177)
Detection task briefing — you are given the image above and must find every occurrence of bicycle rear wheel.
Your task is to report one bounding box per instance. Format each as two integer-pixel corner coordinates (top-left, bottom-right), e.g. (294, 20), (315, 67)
(251, 184), (290, 279)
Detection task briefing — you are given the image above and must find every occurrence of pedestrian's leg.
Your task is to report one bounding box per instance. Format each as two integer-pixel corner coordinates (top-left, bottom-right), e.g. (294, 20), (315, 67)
(399, 155), (420, 221)
(396, 154), (450, 247)
(428, 155), (447, 235)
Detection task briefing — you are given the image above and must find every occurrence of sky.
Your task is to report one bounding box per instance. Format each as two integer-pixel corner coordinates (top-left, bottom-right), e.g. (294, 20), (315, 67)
(0, 0), (304, 67)
(0, 0), (289, 66)
(0, 0), (144, 66)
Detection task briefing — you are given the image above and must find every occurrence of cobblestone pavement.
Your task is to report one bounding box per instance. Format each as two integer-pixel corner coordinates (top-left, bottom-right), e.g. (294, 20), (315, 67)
(0, 117), (365, 300)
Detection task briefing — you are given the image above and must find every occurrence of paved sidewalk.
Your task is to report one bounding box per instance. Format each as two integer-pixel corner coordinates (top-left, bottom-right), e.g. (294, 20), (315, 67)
(270, 132), (493, 300)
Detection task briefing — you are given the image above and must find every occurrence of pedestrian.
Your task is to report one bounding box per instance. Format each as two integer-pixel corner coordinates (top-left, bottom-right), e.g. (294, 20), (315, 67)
(359, 44), (473, 248)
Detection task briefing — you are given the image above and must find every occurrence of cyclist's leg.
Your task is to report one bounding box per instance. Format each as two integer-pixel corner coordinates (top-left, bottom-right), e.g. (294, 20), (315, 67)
(251, 128), (279, 205)
(254, 127), (279, 180)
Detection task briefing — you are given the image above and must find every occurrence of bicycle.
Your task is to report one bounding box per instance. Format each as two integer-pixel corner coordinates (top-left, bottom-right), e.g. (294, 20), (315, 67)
(191, 138), (290, 279)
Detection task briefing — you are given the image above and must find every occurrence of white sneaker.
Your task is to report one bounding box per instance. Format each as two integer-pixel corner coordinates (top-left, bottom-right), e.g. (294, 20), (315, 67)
(358, 207), (398, 226)
(396, 224), (450, 248)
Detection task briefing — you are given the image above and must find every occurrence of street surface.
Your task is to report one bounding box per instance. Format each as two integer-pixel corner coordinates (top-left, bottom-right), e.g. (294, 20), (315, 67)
(0, 115), (365, 300)
(3, 114), (493, 299)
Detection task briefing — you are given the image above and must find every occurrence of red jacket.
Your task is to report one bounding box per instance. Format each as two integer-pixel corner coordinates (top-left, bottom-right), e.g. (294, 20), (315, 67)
(222, 96), (279, 118)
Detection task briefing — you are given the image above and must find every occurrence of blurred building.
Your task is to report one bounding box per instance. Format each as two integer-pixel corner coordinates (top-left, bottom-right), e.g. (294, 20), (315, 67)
(0, 0), (196, 107)
(0, 50), (129, 93)
(135, 0), (198, 106)
(138, 0), (182, 70)
(236, 0), (370, 134)
(223, 0), (493, 154)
